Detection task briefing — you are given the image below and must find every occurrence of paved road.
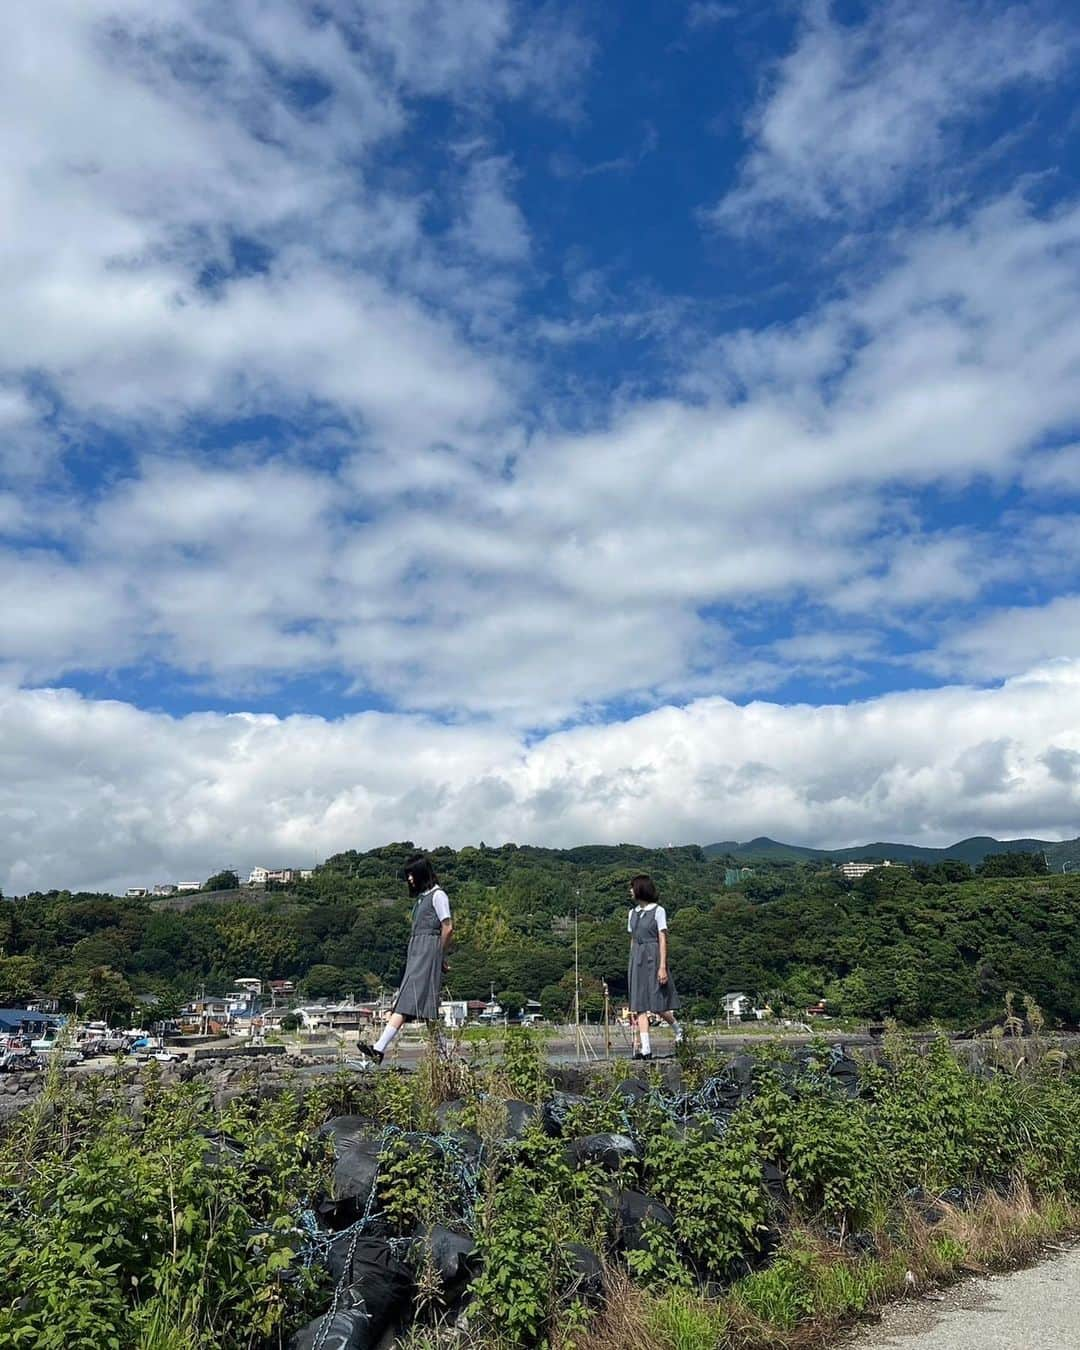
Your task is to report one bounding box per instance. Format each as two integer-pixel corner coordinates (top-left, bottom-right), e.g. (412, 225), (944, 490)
(841, 1245), (1080, 1350)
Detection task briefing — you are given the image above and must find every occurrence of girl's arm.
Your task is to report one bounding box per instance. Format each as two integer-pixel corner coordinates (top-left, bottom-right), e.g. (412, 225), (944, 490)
(658, 929), (669, 984)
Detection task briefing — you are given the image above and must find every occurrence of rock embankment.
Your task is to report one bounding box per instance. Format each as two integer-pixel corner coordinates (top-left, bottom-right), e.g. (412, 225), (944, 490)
(0, 1052), (344, 1121)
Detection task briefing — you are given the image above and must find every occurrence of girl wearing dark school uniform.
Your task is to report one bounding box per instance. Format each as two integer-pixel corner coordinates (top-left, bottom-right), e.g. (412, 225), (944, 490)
(357, 855), (453, 1065)
(627, 874), (683, 1060)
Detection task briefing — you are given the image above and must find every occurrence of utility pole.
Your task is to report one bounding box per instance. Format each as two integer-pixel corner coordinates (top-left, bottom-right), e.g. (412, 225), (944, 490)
(602, 979), (611, 1058)
(573, 909), (581, 1060)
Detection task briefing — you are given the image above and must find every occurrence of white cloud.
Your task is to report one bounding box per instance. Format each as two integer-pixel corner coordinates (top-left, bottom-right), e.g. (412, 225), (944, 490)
(686, 3), (738, 29)
(0, 1), (582, 446)
(930, 596), (1080, 681)
(3, 191), (1080, 720)
(709, 0), (1072, 228)
(3, 663), (1080, 892)
(1022, 444), (1080, 495)
(452, 155), (531, 263)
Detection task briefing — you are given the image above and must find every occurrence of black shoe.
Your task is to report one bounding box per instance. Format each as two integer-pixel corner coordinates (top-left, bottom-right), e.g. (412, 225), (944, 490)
(355, 1041), (384, 1064)
(632, 1050), (652, 1060)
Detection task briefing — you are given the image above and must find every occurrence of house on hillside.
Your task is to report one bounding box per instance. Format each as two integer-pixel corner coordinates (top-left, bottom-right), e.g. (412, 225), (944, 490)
(25, 994), (60, 1014)
(247, 866), (315, 887)
(836, 860), (906, 880)
(722, 992), (752, 1018)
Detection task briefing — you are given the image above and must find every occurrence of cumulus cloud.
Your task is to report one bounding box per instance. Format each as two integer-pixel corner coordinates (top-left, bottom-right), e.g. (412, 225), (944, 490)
(930, 597), (1080, 682)
(709, 0), (1072, 228)
(3, 190), (1080, 720)
(3, 664), (1080, 892)
(0, 0), (576, 444)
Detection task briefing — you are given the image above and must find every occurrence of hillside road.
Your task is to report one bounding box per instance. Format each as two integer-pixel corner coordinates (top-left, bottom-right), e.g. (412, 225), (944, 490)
(840, 1244), (1080, 1350)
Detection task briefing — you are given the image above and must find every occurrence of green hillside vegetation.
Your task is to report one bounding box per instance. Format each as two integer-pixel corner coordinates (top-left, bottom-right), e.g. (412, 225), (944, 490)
(2, 843), (1078, 1026)
(3, 1028), (1080, 1349)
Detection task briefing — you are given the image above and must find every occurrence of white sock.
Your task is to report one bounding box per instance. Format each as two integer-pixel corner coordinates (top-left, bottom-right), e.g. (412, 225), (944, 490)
(672, 1021), (684, 1042)
(374, 1024), (400, 1054)
(640, 1030), (651, 1055)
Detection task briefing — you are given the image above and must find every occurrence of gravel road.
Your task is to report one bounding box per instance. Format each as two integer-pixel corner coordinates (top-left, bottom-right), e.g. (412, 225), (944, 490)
(840, 1244), (1080, 1350)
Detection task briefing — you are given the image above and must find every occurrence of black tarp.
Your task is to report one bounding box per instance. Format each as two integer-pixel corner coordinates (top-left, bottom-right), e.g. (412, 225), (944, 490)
(612, 1078), (650, 1104)
(564, 1244), (605, 1303)
(504, 1100), (539, 1138)
(288, 1308), (374, 1350)
(410, 1223), (478, 1287)
(568, 1133), (641, 1173)
(541, 1091), (586, 1137)
(319, 1116), (383, 1150)
(337, 1237), (415, 1334)
(602, 1188), (676, 1252)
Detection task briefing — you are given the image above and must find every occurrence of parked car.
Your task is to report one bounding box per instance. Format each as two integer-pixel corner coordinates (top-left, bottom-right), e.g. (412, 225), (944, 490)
(152, 1049), (182, 1063)
(0, 1049), (44, 1073)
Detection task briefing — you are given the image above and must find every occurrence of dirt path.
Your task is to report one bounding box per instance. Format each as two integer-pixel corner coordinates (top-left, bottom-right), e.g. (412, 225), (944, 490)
(839, 1244), (1080, 1350)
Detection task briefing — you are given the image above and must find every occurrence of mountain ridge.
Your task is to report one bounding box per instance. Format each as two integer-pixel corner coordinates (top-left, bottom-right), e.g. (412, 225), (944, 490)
(703, 834), (1080, 867)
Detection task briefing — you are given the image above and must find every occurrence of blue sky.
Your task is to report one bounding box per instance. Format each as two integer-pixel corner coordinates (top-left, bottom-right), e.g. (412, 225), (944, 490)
(3, 0), (1080, 890)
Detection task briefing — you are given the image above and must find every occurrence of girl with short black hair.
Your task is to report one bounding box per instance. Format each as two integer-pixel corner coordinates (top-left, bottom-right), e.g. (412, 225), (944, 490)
(357, 854), (453, 1064)
(627, 873), (683, 1059)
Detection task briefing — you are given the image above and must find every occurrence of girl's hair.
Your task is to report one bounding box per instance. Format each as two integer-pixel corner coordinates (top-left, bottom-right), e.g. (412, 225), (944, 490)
(404, 855), (437, 896)
(630, 874), (658, 905)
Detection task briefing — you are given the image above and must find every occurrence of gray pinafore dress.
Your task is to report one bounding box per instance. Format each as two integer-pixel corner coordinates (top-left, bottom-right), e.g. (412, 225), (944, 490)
(628, 905), (679, 1014)
(392, 887), (445, 1020)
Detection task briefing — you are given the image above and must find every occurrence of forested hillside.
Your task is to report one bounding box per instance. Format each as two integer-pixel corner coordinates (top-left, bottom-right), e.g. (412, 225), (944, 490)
(2, 842), (1078, 1027)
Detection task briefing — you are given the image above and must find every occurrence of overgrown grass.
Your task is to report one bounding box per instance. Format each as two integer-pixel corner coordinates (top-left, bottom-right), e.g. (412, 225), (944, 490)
(2, 1019), (1079, 1349)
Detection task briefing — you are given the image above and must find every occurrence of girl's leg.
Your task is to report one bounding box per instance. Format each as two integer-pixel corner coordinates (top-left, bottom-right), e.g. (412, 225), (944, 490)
(373, 1011), (405, 1055)
(636, 1012), (652, 1057)
(658, 1009), (685, 1043)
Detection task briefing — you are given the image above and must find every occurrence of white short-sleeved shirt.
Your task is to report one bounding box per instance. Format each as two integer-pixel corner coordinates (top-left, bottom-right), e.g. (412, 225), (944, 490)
(627, 903), (667, 933)
(430, 887), (451, 923)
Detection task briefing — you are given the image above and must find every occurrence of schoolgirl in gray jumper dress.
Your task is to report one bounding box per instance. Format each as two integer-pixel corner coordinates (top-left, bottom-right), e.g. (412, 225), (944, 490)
(627, 874), (683, 1060)
(357, 856), (453, 1065)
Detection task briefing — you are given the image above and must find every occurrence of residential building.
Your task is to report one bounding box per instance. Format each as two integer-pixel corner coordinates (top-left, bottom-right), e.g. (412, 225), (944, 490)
(176, 881), (201, 892)
(152, 883), (177, 897)
(440, 1000), (468, 1029)
(836, 860), (906, 880)
(722, 992), (752, 1018)
(26, 995), (60, 1013)
(234, 977), (263, 997)
(248, 865), (312, 886)
(125, 887), (148, 898)
(296, 1003), (372, 1033)
(0, 1008), (52, 1035)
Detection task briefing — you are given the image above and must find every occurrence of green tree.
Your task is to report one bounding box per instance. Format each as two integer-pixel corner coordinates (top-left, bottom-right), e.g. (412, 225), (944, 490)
(496, 989), (526, 1018)
(0, 954), (43, 1005)
(81, 966), (136, 1024)
(977, 851), (1048, 878)
(539, 982), (569, 1021)
(203, 870), (240, 892)
(300, 964), (348, 999)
